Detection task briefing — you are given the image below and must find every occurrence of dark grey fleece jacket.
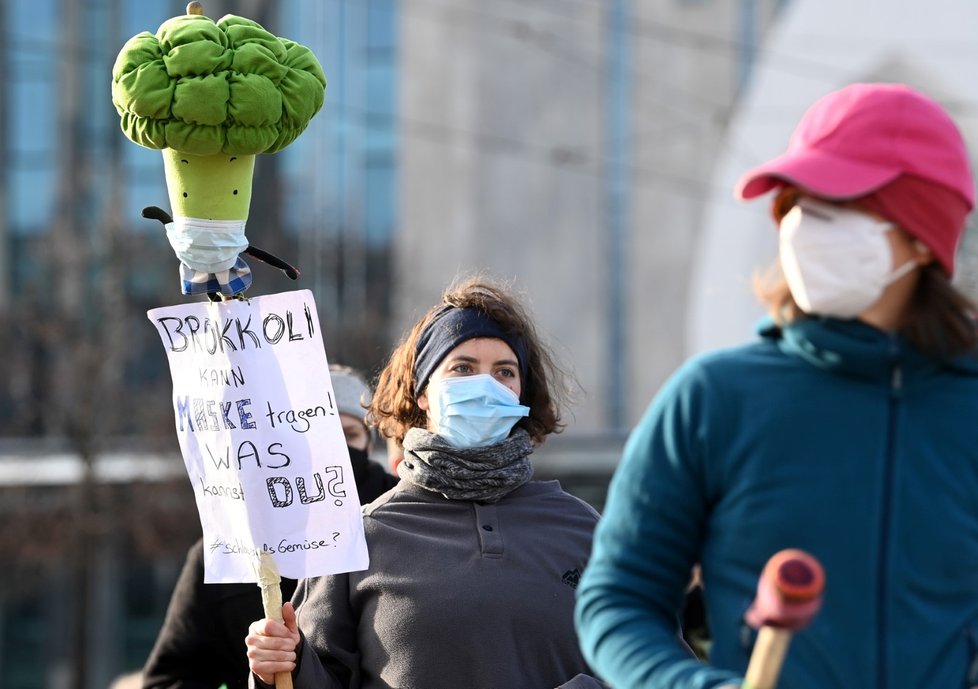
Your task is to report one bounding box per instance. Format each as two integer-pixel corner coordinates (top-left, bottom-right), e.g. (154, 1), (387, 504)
(282, 479), (604, 689)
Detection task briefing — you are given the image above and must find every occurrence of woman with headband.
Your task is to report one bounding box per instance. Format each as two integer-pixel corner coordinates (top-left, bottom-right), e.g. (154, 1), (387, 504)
(246, 277), (605, 689)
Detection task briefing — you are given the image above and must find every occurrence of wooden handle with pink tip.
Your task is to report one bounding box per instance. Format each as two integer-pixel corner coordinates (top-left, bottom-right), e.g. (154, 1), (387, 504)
(743, 549), (825, 689)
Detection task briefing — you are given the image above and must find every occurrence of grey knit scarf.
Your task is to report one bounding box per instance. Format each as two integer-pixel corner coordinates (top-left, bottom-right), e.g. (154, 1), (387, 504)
(399, 427), (534, 503)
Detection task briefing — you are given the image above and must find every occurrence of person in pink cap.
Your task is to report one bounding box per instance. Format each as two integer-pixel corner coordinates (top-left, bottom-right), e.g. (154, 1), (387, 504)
(576, 82), (978, 688)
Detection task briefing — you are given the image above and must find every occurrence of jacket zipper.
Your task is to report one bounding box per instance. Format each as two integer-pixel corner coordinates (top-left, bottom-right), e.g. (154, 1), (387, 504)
(876, 352), (902, 688)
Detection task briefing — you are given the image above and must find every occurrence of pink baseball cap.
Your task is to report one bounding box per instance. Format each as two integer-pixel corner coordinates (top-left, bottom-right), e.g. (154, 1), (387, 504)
(735, 82), (975, 274)
(735, 83), (974, 205)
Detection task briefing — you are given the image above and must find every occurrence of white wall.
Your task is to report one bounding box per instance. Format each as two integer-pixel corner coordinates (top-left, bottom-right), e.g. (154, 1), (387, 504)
(689, 0), (978, 355)
(398, 0), (782, 433)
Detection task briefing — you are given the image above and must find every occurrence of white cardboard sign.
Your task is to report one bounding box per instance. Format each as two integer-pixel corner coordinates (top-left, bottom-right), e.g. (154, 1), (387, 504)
(147, 290), (369, 583)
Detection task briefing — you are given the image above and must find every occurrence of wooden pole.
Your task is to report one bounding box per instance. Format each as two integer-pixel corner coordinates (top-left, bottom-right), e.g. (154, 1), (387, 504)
(257, 553), (294, 689)
(742, 549), (825, 689)
(744, 627), (793, 689)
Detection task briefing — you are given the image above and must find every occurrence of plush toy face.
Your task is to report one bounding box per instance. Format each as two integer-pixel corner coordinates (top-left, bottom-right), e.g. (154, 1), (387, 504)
(162, 149), (256, 220)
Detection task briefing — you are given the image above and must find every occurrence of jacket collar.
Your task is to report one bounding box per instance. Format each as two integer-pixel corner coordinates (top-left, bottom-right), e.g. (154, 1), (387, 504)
(757, 316), (978, 382)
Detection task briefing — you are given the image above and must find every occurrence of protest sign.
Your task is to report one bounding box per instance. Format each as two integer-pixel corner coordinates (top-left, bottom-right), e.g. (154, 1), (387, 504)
(147, 290), (369, 583)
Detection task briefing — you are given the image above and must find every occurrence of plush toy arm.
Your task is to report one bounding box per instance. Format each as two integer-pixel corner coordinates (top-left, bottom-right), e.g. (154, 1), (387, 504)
(243, 245), (300, 280)
(142, 204), (298, 288)
(142, 205), (174, 226)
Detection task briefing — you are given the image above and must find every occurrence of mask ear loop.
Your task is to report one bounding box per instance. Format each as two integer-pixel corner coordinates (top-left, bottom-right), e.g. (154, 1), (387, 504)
(909, 238), (936, 269)
(883, 238), (931, 286)
(912, 239), (932, 257)
(883, 259), (920, 286)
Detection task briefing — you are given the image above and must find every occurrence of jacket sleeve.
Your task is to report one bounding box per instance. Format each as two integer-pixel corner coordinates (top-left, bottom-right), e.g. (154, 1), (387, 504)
(556, 673), (612, 688)
(286, 575), (360, 689)
(142, 541), (238, 689)
(574, 359), (743, 689)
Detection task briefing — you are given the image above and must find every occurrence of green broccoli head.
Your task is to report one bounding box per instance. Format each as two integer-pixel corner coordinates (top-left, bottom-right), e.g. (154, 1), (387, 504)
(111, 13), (326, 156)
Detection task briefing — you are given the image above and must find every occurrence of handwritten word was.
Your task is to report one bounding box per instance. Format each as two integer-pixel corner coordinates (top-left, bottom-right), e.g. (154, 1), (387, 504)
(203, 440), (291, 471)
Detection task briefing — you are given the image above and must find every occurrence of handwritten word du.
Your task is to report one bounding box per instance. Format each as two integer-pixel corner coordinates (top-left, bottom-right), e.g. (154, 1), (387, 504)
(266, 466), (347, 508)
(155, 303), (317, 354)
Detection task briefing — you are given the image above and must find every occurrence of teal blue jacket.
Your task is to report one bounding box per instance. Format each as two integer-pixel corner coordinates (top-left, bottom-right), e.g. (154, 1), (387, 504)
(576, 317), (978, 688)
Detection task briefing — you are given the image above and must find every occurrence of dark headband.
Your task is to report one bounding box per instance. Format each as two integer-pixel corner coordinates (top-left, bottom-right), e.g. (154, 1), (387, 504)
(413, 306), (529, 398)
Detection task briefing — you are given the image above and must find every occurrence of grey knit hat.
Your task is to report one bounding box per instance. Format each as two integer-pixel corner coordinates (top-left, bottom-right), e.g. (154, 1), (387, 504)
(329, 364), (370, 421)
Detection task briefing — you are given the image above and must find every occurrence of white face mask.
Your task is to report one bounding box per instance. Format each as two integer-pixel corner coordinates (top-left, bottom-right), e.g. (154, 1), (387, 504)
(165, 216), (249, 273)
(779, 198), (919, 318)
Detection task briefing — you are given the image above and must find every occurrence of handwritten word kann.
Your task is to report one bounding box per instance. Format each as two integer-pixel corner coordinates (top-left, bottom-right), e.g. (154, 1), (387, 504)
(156, 302), (316, 354)
(199, 366), (246, 388)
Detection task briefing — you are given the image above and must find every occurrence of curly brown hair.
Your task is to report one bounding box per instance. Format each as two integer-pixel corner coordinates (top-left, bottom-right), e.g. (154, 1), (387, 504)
(367, 276), (568, 446)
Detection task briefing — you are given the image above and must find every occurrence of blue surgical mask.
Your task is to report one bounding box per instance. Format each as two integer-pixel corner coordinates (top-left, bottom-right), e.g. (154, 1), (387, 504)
(426, 374), (530, 448)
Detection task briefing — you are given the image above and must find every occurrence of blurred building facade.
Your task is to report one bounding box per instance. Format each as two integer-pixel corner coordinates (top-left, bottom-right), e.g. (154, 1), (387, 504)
(1, 1), (403, 687)
(394, 0), (786, 434)
(10, 0), (978, 687)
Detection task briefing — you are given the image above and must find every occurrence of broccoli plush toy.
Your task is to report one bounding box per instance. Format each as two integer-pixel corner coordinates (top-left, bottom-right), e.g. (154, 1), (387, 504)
(111, 2), (326, 300)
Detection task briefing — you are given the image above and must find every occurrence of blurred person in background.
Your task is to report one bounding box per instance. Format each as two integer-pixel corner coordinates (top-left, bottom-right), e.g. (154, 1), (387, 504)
(143, 365), (395, 689)
(246, 276), (607, 689)
(330, 365), (401, 503)
(575, 82), (978, 687)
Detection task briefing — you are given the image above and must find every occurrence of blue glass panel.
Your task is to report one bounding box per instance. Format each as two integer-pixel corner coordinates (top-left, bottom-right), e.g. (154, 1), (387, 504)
(121, 0), (176, 37)
(10, 169), (54, 232)
(9, 0), (58, 43)
(279, 0), (399, 249)
(364, 158), (395, 247)
(10, 80), (55, 153)
(367, 0), (397, 50)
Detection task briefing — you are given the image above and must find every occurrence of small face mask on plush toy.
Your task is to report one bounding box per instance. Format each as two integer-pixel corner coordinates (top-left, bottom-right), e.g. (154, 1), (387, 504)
(164, 218), (248, 274)
(111, 6), (326, 298)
